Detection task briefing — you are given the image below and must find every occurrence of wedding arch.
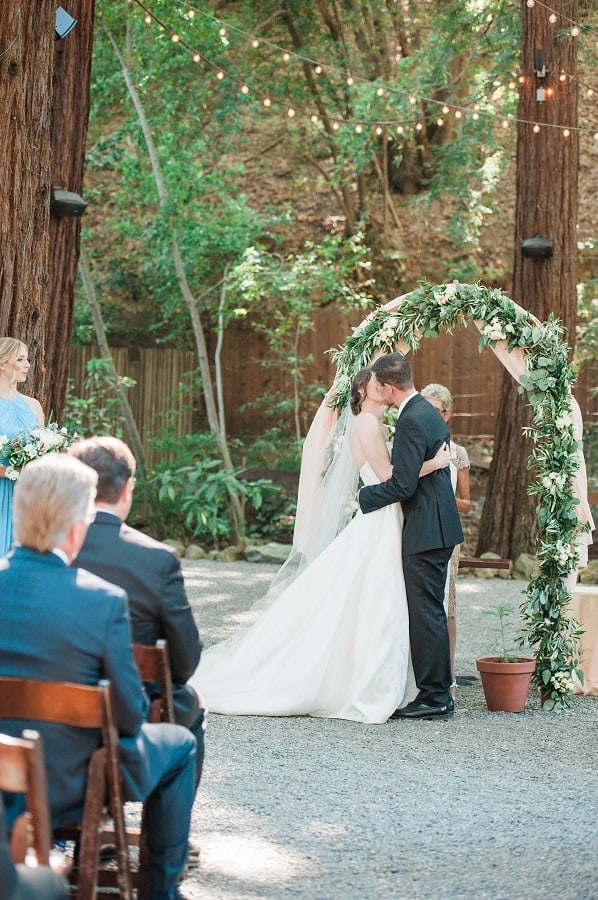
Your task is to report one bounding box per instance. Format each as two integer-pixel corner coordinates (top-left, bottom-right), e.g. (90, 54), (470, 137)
(325, 281), (592, 711)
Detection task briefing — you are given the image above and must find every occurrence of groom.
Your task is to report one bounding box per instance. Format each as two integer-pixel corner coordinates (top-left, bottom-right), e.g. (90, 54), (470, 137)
(359, 353), (463, 719)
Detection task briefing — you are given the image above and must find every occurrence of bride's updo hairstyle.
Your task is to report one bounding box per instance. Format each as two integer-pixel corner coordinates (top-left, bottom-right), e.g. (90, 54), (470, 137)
(350, 368), (372, 416)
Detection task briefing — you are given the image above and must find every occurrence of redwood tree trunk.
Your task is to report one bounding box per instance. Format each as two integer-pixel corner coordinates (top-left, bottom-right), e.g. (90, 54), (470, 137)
(46, 0), (96, 421)
(0, 2), (55, 404)
(477, 0), (579, 559)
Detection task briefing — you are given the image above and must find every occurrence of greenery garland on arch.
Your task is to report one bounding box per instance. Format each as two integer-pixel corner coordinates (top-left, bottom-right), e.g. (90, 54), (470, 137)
(329, 281), (588, 711)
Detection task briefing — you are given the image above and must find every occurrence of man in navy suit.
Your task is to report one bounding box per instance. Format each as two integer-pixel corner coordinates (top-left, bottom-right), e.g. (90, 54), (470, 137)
(0, 454), (195, 900)
(359, 353), (463, 719)
(71, 436), (205, 868)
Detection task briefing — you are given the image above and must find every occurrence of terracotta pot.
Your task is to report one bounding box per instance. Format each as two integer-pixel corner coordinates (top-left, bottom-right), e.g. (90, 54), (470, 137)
(475, 656), (536, 713)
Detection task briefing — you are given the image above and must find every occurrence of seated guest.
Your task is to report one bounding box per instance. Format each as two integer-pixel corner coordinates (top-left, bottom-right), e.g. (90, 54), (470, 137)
(0, 795), (68, 900)
(0, 455), (196, 900)
(71, 436), (205, 867)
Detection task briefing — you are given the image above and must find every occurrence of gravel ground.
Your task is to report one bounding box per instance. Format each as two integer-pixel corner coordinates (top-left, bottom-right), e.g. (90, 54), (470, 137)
(176, 560), (598, 900)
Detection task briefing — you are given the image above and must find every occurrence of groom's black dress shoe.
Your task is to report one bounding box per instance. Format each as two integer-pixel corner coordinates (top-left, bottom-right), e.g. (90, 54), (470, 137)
(391, 698), (455, 720)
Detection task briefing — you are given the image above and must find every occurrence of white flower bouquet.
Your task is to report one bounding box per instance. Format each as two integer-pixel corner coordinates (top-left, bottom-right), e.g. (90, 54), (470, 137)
(0, 423), (78, 480)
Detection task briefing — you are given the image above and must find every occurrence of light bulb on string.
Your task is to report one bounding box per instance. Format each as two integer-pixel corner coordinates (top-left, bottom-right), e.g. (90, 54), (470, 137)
(216, 71), (224, 80)
(501, 119), (509, 128)
(144, 14), (151, 25)
(375, 126), (383, 135)
(559, 72), (567, 83)
(442, 105), (449, 114)
(240, 84), (249, 94)
(347, 76), (354, 86)
(533, 124), (540, 133)
(455, 110), (462, 119)
(437, 118), (444, 126)
(397, 125), (404, 134)
(187, 9), (194, 18)
(571, 26), (580, 37)
(219, 27), (226, 37)
(263, 97), (271, 107)
(192, 53), (200, 62)
(251, 39), (259, 48)
(416, 121), (423, 131)
(526, 0), (534, 6)
(171, 34), (180, 43)
(314, 65), (322, 75)
(287, 107), (295, 117)
(310, 114), (319, 123)
(409, 96), (417, 105)
(377, 87), (384, 96)
(355, 125), (363, 133)
(563, 128), (570, 137)
(588, 89), (595, 97)
(332, 122), (340, 131)
(282, 52), (290, 62)
(549, 13), (557, 23)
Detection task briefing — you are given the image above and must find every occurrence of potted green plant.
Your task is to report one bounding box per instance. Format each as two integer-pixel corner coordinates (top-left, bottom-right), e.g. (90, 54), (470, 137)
(476, 603), (536, 712)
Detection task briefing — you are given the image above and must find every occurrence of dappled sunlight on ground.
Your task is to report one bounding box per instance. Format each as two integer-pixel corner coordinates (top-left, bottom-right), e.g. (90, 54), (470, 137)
(201, 832), (309, 884)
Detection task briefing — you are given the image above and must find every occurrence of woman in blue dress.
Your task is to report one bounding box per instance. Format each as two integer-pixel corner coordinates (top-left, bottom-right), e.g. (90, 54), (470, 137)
(0, 338), (44, 556)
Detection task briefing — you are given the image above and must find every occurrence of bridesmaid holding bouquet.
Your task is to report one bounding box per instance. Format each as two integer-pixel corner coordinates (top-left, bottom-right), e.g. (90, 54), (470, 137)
(0, 338), (44, 556)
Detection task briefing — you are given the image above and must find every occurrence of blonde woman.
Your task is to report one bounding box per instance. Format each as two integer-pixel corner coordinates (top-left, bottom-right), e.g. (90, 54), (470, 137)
(0, 338), (44, 555)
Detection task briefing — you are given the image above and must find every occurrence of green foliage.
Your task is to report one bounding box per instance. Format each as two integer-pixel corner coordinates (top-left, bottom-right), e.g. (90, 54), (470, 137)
(575, 270), (598, 368)
(329, 280), (586, 710)
(483, 603), (523, 663)
(139, 427), (299, 545)
(63, 357), (135, 438)
(228, 233), (373, 435)
(145, 459), (272, 546)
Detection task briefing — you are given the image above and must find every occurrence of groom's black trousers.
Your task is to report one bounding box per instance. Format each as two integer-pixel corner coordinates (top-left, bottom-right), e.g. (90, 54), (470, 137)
(402, 545), (454, 705)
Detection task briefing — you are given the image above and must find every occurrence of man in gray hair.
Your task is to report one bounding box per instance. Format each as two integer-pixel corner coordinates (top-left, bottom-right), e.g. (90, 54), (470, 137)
(0, 454), (195, 900)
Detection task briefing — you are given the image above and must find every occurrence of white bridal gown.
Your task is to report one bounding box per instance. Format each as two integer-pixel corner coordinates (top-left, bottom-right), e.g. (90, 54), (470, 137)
(190, 461), (417, 723)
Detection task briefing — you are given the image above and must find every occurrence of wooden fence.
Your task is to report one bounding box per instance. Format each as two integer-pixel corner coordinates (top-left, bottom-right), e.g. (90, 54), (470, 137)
(69, 307), (597, 466)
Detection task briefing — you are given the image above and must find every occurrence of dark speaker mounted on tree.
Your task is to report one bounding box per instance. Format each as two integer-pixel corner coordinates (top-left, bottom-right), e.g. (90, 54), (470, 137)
(50, 186), (87, 218)
(521, 234), (553, 259)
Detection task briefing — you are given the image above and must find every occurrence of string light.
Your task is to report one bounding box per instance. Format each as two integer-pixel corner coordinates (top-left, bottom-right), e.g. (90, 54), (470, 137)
(132, 0), (597, 142)
(549, 13), (557, 23)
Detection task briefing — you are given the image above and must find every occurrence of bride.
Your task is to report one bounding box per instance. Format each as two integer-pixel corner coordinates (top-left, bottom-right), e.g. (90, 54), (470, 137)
(190, 369), (449, 724)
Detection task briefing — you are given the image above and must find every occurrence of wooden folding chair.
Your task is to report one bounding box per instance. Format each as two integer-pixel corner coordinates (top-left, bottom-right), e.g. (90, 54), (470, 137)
(0, 729), (52, 867)
(0, 677), (133, 900)
(95, 641), (176, 899)
(132, 639), (176, 724)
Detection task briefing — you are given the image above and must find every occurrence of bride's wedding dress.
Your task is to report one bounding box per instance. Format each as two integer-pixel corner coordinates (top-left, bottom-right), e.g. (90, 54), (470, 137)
(189, 460), (417, 724)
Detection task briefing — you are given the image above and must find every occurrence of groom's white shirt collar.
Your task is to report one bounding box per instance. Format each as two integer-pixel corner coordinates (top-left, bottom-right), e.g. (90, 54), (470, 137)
(396, 390), (418, 419)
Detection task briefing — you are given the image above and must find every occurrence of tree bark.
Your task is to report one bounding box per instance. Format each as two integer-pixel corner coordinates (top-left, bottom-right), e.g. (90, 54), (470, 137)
(0, 1), (55, 404)
(477, 0), (579, 559)
(46, 0), (96, 422)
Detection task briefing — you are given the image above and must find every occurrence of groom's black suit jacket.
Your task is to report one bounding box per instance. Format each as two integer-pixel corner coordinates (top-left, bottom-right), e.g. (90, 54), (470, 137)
(359, 393), (463, 554)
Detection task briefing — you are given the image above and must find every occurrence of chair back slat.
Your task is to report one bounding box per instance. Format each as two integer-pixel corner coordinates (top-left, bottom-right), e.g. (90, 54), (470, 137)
(132, 640), (175, 723)
(0, 729), (52, 865)
(0, 678), (107, 728)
